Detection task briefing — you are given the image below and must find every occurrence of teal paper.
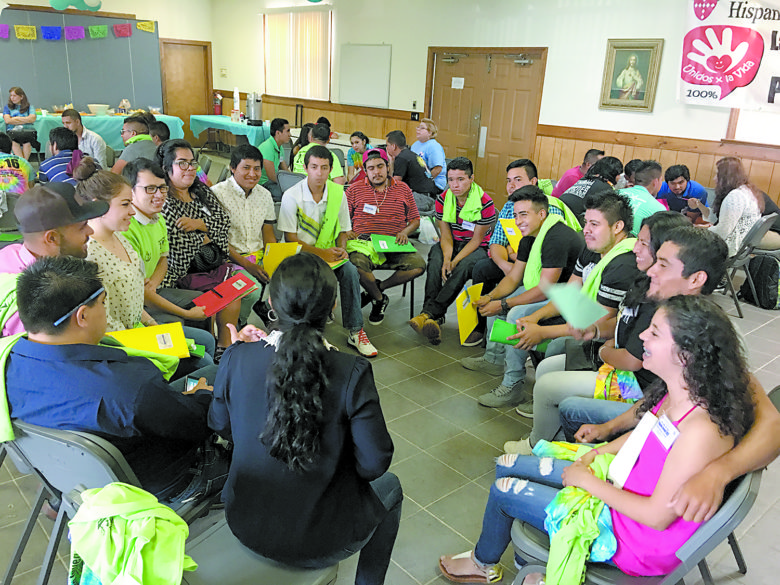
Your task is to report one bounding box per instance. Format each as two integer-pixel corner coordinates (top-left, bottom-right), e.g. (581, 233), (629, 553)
(543, 283), (608, 330)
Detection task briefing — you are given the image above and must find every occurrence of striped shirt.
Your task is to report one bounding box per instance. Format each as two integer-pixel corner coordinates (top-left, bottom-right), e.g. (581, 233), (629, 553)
(434, 189), (496, 246)
(39, 150), (77, 186)
(346, 177), (420, 236)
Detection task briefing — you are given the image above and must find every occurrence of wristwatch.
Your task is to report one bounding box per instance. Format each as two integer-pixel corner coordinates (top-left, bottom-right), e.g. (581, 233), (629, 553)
(501, 298), (510, 313)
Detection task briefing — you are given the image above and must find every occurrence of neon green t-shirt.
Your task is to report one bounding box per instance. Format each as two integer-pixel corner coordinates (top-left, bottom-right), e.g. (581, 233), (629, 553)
(293, 142), (344, 179)
(123, 214), (169, 279)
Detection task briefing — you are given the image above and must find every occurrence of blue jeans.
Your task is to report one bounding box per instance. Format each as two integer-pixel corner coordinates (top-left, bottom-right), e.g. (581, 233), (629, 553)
(297, 472), (403, 585)
(335, 261), (364, 332)
(560, 397), (633, 442)
(474, 455), (572, 566)
(173, 326), (216, 378)
(483, 286), (549, 387)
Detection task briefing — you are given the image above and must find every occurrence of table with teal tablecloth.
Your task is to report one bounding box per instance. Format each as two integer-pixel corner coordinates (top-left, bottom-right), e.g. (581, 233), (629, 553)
(3, 114), (185, 152)
(189, 115), (270, 147)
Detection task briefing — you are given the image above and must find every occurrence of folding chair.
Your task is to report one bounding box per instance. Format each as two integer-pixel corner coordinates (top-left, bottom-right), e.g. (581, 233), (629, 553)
(721, 213), (777, 318)
(374, 263), (423, 319)
(2, 421), (217, 585)
(199, 155), (212, 176)
(278, 170), (307, 192)
(329, 148), (345, 170)
(510, 470), (762, 585)
(217, 165), (230, 184)
(183, 512), (338, 585)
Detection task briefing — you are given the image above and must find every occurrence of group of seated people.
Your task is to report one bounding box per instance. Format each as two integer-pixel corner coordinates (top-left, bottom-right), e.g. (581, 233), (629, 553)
(2, 115), (780, 585)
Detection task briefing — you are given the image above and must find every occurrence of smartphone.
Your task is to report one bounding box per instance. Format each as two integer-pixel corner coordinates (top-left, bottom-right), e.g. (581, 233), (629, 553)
(185, 376), (200, 394)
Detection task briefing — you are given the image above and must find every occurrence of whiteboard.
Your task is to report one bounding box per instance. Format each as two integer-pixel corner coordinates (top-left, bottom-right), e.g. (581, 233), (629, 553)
(338, 44), (391, 109)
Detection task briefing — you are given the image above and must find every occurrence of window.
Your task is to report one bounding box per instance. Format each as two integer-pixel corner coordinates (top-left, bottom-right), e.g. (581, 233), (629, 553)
(264, 10), (331, 101)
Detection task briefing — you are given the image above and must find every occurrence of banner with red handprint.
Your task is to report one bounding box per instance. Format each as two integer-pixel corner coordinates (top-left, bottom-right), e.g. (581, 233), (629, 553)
(680, 0), (780, 110)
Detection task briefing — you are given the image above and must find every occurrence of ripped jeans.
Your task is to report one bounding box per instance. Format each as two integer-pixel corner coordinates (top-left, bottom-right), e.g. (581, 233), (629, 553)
(473, 455), (573, 566)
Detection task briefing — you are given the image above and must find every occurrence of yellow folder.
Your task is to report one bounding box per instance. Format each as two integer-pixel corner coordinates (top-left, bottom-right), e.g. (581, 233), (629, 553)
(499, 218), (522, 252)
(456, 282), (483, 345)
(107, 322), (190, 359)
(263, 242), (302, 277)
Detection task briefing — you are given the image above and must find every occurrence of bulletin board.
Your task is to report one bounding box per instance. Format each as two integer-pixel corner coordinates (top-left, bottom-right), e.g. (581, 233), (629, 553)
(338, 44), (391, 109)
(0, 7), (163, 112)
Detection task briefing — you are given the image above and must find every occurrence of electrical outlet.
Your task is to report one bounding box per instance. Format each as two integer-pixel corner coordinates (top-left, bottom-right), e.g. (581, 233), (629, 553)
(411, 112), (420, 121)
(220, 67), (228, 78)
(412, 100), (417, 109)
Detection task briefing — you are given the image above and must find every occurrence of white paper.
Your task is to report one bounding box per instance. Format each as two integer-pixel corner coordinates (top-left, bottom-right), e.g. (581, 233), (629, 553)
(451, 77), (465, 90)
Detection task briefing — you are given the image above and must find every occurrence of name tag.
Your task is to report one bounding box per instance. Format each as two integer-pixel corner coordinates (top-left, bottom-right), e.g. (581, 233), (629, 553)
(363, 203), (378, 215)
(156, 332), (174, 350)
(652, 414), (680, 450)
(505, 226), (517, 236)
(462, 220), (476, 231)
(378, 240), (389, 250)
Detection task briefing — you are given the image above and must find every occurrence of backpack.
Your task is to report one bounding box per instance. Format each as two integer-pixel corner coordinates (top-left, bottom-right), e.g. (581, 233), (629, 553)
(738, 256), (780, 309)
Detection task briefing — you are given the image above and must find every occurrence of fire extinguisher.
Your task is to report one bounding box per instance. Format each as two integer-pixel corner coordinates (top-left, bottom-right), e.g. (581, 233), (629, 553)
(213, 93), (223, 115)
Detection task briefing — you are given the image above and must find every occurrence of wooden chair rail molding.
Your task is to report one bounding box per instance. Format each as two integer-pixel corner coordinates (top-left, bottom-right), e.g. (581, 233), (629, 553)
(258, 94), (421, 140)
(534, 125), (780, 204)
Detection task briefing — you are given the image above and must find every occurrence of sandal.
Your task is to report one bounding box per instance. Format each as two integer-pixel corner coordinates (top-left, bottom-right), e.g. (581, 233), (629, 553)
(439, 550), (503, 583)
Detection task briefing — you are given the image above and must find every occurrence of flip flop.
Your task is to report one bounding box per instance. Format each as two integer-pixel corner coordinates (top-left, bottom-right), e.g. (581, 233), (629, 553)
(439, 551), (503, 583)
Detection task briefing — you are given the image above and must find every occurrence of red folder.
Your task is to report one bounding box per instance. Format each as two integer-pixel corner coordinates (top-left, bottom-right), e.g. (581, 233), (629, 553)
(193, 273), (258, 316)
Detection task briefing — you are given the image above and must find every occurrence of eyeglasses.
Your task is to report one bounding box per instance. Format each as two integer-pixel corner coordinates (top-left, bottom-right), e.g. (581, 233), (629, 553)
(136, 184), (169, 195)
(53, 287), (105, 327)
(175, 160), (198, 170)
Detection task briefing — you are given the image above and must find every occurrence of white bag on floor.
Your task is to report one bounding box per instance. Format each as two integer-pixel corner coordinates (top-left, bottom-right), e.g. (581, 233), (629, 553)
(419, 216), (439, 244)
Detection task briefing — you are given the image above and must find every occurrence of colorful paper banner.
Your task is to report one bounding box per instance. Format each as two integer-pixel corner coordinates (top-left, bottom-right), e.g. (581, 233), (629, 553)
(88, 25), (107, 39)
(65, 26), (85, 41)
(136, 21), (155, 33)
(113, 23), (132, 37)
(679, 0), (780, 111)
(0, 24), (9, 39)
(41, 26), (62, 41)
(14, 25), (37, 40)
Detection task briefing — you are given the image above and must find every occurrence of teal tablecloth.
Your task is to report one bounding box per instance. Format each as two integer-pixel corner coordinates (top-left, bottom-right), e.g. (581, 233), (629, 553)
(3, 114), (185, 152)
(189, 115), (270, 147)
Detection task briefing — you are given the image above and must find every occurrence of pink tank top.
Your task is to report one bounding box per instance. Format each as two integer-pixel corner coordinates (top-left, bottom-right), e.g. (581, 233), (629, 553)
(610, 395), (699, 576)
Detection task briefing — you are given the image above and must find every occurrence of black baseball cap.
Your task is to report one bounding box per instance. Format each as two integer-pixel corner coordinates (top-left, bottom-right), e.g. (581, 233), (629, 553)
(15, 183), (109, 233)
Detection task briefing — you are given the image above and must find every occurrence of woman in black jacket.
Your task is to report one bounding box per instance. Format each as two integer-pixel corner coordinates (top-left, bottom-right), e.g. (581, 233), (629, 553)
(208, 252), (402, 585)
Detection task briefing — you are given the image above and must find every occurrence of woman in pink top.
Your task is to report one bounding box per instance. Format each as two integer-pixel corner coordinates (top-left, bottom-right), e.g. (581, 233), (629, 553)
(439, 295), (754, 583)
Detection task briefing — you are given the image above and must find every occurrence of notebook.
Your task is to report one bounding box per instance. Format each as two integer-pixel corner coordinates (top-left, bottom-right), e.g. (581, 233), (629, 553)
(193, 273), (259, 317)
(107, 322), (190, 359)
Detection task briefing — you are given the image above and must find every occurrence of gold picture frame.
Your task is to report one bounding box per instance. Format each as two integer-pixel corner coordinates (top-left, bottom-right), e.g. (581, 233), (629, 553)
(599, 39), (664, 112)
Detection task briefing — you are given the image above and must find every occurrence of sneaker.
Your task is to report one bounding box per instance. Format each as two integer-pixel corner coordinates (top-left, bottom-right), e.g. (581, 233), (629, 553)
(422, 317), (442, 345)
(462, 328), (485, 347)
(347, 328), (378, 357)
(515, 400), (534, 418)
(408, 313), (431, 334)
(461, 354), (504, 376)
(503, 437), (532, 455)
(214, 346), (226, 364)
(327, 311), (335, 324)
(368, 294), (390, 325)
(478, 382), (525, 408)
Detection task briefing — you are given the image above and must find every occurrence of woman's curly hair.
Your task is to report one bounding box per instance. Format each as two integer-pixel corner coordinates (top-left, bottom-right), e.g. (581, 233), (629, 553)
(638, 296), (754, 441)
(261, 253), (338, 472)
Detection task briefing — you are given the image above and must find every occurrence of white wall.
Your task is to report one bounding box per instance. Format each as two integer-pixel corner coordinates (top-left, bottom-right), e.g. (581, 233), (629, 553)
(213, 0), (780, 144)
(8, 0), (214, 41)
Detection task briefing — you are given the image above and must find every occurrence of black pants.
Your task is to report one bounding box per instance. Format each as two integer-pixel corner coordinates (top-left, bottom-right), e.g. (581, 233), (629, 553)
(422, 241), (487, 319)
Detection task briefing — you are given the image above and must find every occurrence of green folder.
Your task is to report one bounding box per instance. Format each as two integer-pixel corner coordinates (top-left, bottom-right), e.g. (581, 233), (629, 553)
(0, 232), (22, 242)
(370, 234), (416, 253)
(185, 338), (206, 359)
(489, 319), (518, 345)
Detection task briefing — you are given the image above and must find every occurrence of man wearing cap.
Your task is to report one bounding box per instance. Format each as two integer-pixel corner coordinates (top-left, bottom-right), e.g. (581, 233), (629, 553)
(345, 148), (425, 325)
(0, 182), (108, 336)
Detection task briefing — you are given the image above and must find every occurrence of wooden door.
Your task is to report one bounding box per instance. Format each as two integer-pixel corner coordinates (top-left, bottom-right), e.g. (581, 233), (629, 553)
(431, 54), (484, 163)
(160, 39), (213, 146)
(427, 48), (547, 206)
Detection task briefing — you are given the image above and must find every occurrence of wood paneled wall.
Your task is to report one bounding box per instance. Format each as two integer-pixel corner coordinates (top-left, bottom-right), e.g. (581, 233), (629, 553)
(534, 125), (780, 205)
(259, 95), (420, 141)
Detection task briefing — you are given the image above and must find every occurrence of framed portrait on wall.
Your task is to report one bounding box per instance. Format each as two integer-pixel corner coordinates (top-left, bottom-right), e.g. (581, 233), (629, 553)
(599, 39), (664, 112)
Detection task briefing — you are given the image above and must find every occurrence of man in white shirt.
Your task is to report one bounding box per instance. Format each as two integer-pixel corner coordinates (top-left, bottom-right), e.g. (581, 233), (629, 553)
(61, 109), (107, 169)
(278, 144), (377, 357)
(211, 144), (276, 325)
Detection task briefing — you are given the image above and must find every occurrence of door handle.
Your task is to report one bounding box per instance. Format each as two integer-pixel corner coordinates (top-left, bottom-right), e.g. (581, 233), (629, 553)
(478, 126), (487, 158)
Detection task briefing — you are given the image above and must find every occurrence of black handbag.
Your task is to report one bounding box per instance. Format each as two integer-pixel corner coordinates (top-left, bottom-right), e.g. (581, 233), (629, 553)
(188, 241), (226, 274)
(564, 338), (604, 372)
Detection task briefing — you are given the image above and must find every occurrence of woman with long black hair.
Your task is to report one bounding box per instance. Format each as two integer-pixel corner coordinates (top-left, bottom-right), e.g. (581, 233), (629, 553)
(208, 252), (402, 585)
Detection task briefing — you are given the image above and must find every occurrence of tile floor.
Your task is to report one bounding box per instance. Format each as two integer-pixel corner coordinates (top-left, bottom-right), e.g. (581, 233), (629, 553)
(1, 242), (780, 585)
